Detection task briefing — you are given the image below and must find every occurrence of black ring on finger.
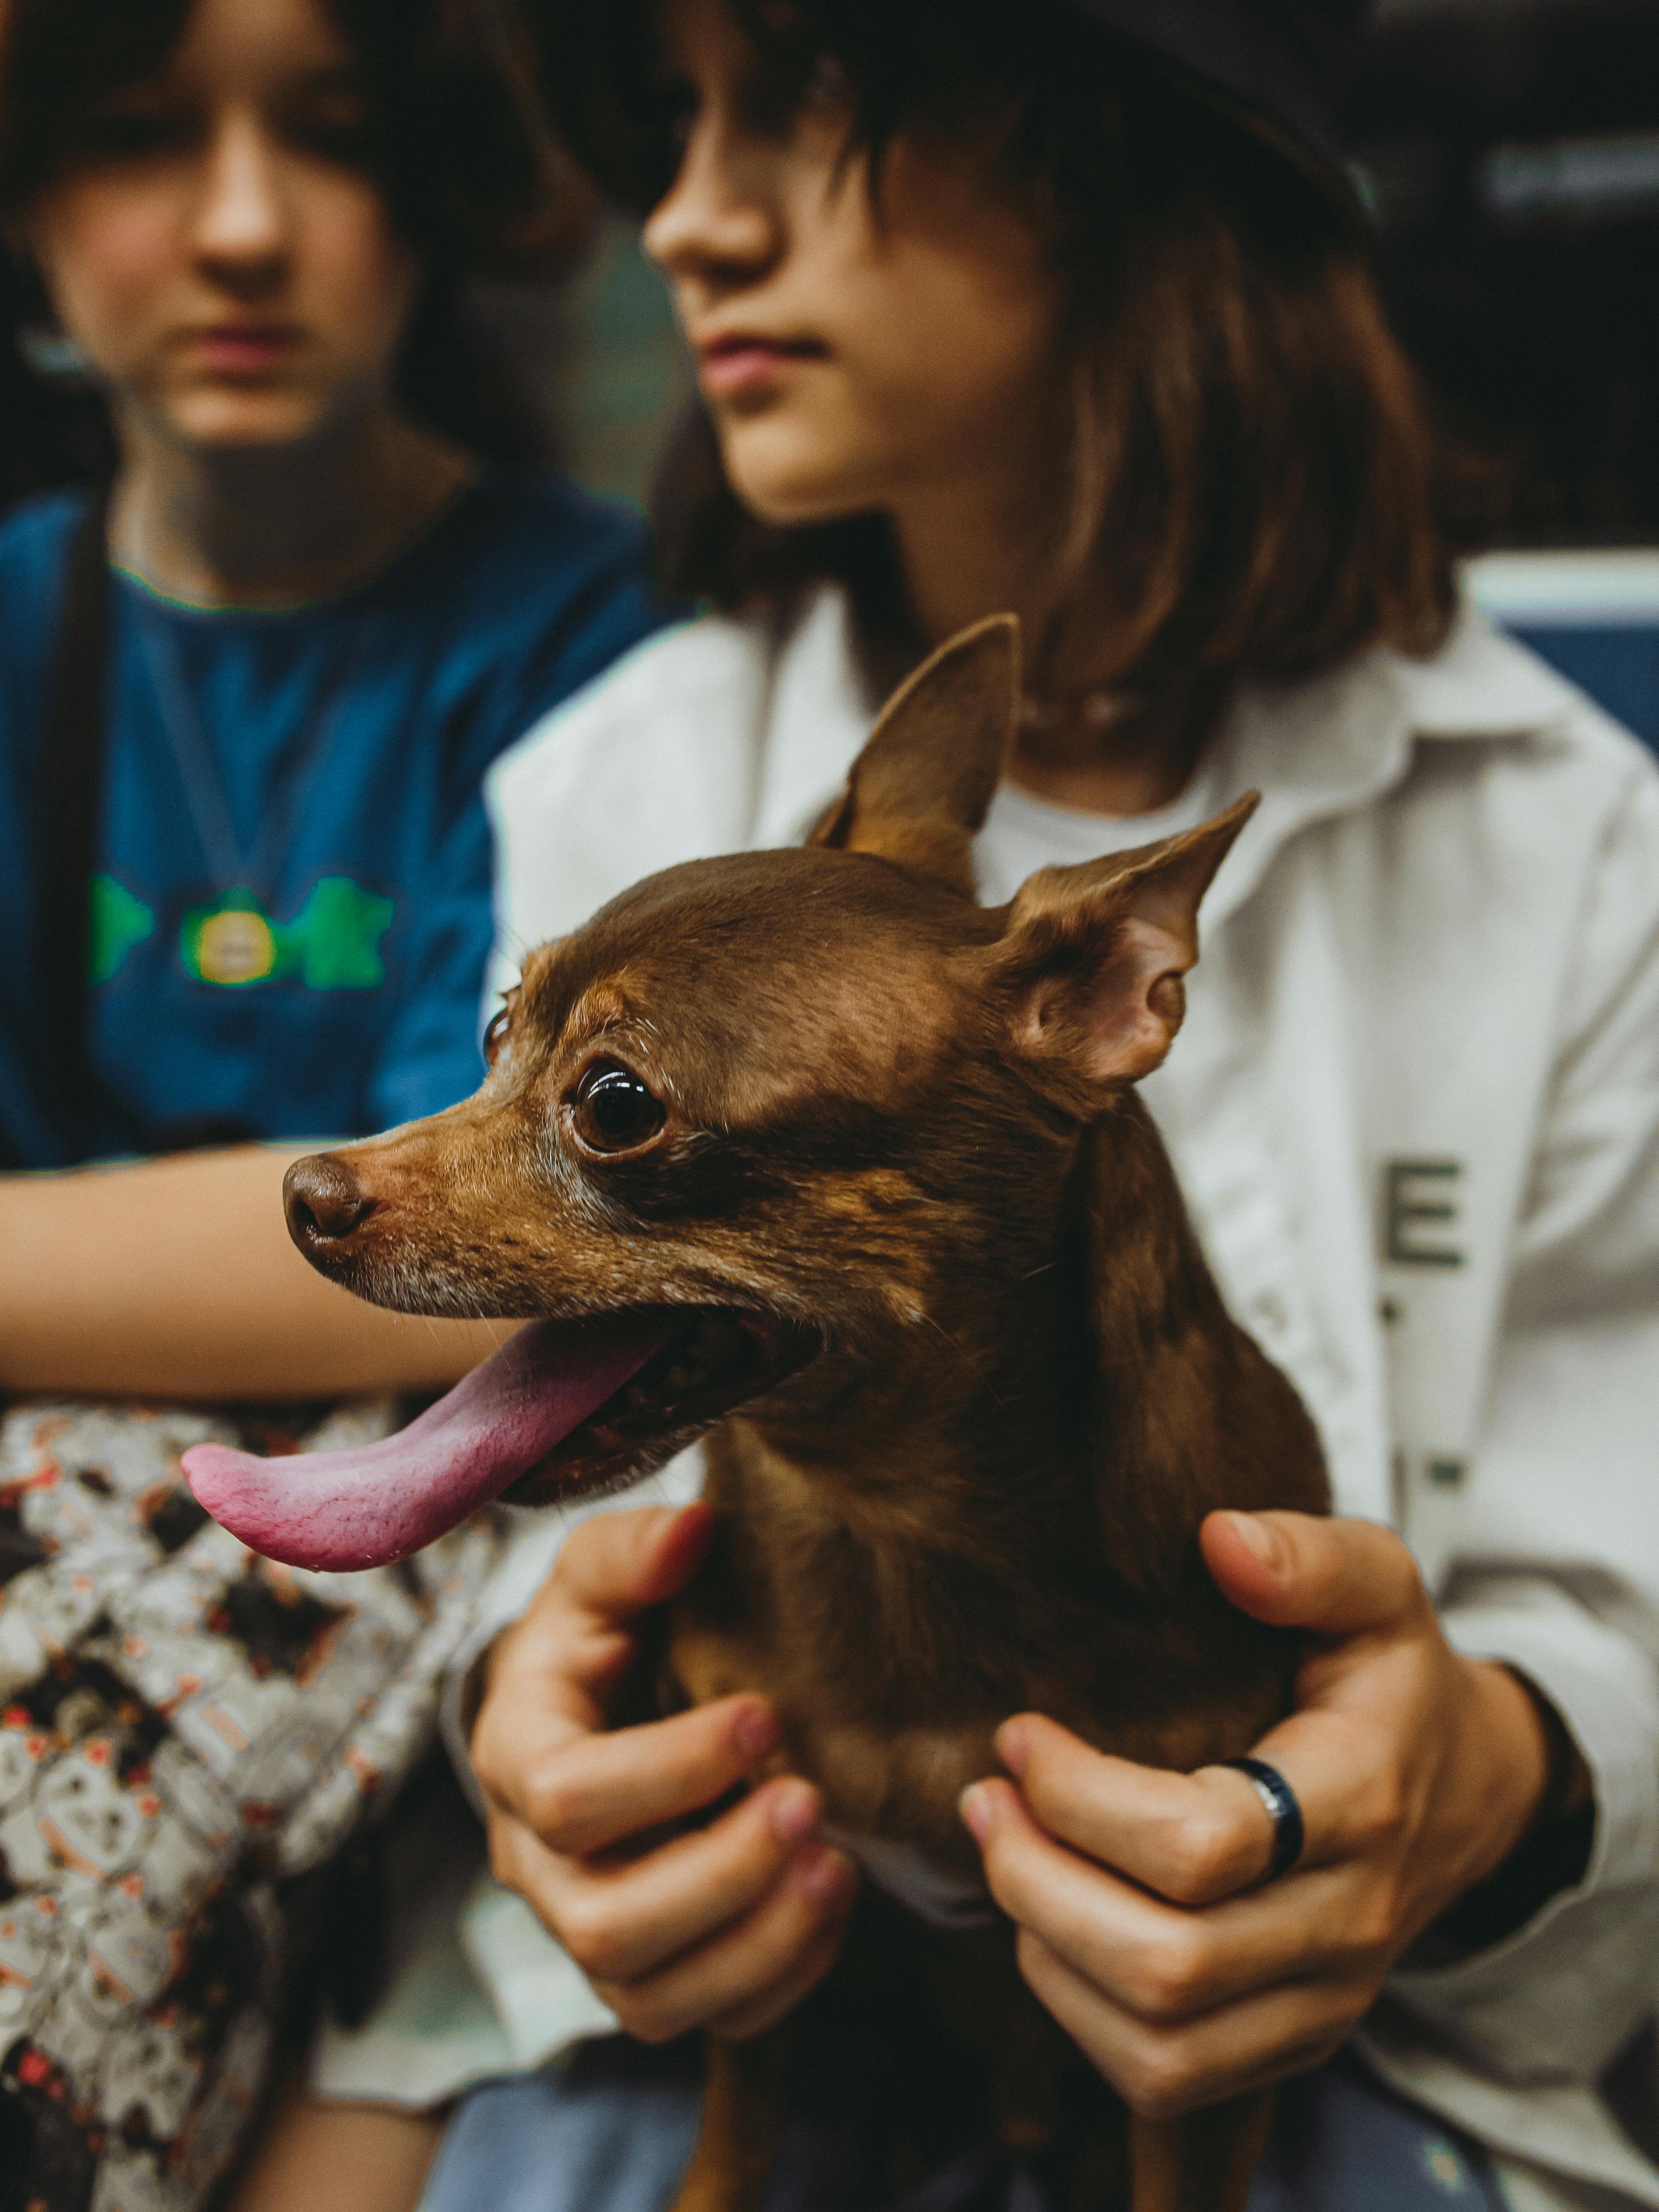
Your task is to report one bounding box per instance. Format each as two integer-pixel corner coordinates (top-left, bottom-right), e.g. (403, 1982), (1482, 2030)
(1220, 1756), (1305, 1884)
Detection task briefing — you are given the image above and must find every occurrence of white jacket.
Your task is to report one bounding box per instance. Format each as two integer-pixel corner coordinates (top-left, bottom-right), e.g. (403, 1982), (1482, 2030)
(462, 588), (1659, 2202)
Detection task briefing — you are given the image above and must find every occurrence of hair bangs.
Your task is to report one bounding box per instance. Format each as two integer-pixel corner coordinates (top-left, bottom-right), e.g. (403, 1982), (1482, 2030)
(0, 0), (588, 279)
(539, 0), (1066, 215)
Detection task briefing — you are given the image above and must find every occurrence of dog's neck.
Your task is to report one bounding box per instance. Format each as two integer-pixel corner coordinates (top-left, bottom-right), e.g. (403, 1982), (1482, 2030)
(736, 1093), (1248, 1616)
(698, 1084), (1319, 1776)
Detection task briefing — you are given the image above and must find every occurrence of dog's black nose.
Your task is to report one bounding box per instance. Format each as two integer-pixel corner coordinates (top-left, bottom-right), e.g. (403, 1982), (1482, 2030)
(285, 1154), (376, 1250)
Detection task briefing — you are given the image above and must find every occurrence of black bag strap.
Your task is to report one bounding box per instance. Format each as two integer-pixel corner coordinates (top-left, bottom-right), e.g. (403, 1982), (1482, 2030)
(36, 483), (113, 1156)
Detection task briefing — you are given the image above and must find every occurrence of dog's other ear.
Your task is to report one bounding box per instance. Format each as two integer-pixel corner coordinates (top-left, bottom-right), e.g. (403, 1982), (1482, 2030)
(990, 794), (1259, 1102)
(811, 615), (1020, 895)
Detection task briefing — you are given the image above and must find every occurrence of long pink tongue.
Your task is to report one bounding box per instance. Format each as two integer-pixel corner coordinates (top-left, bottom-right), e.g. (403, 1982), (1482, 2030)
(182, 1311), (680, 1572)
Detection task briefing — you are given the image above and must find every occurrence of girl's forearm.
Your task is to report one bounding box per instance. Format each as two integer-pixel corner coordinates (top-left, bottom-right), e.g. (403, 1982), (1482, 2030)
(0, 1145), (505, 1402)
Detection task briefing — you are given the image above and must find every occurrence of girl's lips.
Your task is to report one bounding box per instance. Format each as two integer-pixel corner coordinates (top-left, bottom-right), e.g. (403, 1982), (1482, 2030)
(188, 325), (302, 374)
(698, 337), (824, 398)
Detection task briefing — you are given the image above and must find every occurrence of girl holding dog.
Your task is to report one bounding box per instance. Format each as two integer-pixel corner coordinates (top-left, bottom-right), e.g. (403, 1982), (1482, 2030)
(334, 4), (1656, 2212)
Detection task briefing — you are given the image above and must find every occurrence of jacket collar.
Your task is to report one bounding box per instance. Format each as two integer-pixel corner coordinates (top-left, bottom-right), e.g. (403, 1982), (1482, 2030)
(1206, 600), (1578, 926)
(746, 586), (1578, 930)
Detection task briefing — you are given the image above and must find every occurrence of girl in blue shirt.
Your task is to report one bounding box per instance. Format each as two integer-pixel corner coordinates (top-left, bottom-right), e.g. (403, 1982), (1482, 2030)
(0, 0), (668, 1406)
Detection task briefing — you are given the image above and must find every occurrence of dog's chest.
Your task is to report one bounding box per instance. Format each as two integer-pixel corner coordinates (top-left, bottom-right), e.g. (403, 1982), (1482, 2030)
(825, 1826), (999, 1933)
(667, 1603), (1010, 1932)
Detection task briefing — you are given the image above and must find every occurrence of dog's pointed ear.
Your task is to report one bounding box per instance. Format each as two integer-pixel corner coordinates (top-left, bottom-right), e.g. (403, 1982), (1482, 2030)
(988, 793), (1259, 1103)
(811, 615), (1020, 894)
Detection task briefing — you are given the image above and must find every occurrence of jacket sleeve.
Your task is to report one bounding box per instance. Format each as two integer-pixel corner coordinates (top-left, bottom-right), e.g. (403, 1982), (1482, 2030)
(1389, 758), (1659, 2082)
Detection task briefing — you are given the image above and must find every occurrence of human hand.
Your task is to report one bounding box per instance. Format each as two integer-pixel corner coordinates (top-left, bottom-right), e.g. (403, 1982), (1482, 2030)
(471, 1503), (856, 2044)
(960, 1511), (1562, 2118)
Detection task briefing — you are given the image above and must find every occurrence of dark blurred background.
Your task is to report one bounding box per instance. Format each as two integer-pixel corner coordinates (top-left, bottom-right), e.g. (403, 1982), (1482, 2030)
(6, 0), (1659, 742)
(1353, 0), (1659, 548)
(1348, 0), (1659, 741)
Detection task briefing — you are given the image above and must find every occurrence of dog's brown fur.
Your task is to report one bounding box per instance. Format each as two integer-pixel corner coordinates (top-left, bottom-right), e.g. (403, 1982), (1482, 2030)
(286, 618), (1330, 2212)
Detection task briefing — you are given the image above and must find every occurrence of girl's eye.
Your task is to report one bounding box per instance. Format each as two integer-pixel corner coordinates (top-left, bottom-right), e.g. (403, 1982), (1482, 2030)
(662, 85), (697, 157)
(283, 98), (378, 169)
(645, 80), (697, 194)
(293, 122), (376, 166)
(740, 60), (815, 139)
(76, 108), (200, 161)
(799, 51), (854, 120)
(483, 1007), (513, 1068)
(572, 1061), (666, 1154)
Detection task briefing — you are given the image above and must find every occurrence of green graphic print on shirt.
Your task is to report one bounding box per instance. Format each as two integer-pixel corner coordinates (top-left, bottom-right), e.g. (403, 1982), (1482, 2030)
(89, 873), (157, 985)
(178, 878), (397, 990)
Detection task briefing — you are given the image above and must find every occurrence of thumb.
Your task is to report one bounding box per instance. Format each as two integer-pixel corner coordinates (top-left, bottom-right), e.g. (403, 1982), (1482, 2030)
(1200, 1510), (1427, 1638)
(485, 1502), (718, 1744)
(554, 1500), (718, 1626)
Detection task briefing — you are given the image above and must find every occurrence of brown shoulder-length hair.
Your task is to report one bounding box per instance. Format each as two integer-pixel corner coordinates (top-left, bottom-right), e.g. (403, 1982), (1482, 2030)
(542, 0), (1461, 685)
(0, 0), (593, 482)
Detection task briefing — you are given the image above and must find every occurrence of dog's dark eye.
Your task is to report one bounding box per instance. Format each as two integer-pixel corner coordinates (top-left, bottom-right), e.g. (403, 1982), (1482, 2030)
(483, 1006), (512, 1068)
(572, 1061), (665, 1153)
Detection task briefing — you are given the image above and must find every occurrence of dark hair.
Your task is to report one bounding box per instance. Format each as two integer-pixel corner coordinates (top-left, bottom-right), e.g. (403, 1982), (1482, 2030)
(0, 0), (592, 479)
(543, 0), (1460, 685)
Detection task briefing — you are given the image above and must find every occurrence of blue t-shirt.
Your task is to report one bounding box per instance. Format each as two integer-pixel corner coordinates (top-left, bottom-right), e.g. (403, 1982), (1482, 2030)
(0, 472), (669, 1168)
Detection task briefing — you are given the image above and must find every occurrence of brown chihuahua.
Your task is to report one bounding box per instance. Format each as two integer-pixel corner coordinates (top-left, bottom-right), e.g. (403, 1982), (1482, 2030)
(187, 617), (1329, 2212)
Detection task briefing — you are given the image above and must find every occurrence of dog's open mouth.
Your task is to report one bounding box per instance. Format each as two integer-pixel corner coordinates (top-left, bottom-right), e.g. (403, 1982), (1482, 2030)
(508, 1309), (805, 1503)
(181, 1307), (812, 1573)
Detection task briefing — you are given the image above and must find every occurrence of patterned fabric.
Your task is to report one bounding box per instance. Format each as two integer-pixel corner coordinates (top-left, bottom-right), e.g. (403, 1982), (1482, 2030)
(0, 1398), (499, 2212)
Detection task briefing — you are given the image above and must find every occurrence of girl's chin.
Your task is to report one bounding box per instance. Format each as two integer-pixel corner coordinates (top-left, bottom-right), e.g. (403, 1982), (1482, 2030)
(152, 385), (360, 456)
(722, 447), (890, 532)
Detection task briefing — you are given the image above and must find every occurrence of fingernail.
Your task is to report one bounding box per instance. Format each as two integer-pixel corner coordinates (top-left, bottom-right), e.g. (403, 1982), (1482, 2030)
(996, 1719), (1031, 1778)
(790, 1845), (850, 1909)
(768, 1778), (819, 1845)
(1223, 1512), (1283, 1569)
(959, 1783), (994, 1844)
(733, 1702), (781, 1763)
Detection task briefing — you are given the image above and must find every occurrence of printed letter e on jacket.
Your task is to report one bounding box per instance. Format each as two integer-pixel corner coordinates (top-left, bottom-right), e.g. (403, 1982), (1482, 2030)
(1383, 1159), (1465, 1270)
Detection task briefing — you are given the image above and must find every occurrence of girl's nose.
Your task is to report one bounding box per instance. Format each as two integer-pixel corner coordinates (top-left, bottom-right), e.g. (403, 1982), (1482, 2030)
(642, 115), (781, 290)
(189, 111), (290, 284)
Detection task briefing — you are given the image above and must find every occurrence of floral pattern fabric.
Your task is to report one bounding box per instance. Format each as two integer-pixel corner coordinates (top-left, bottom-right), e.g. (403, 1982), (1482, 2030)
(0, 1398), (497, 2212)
